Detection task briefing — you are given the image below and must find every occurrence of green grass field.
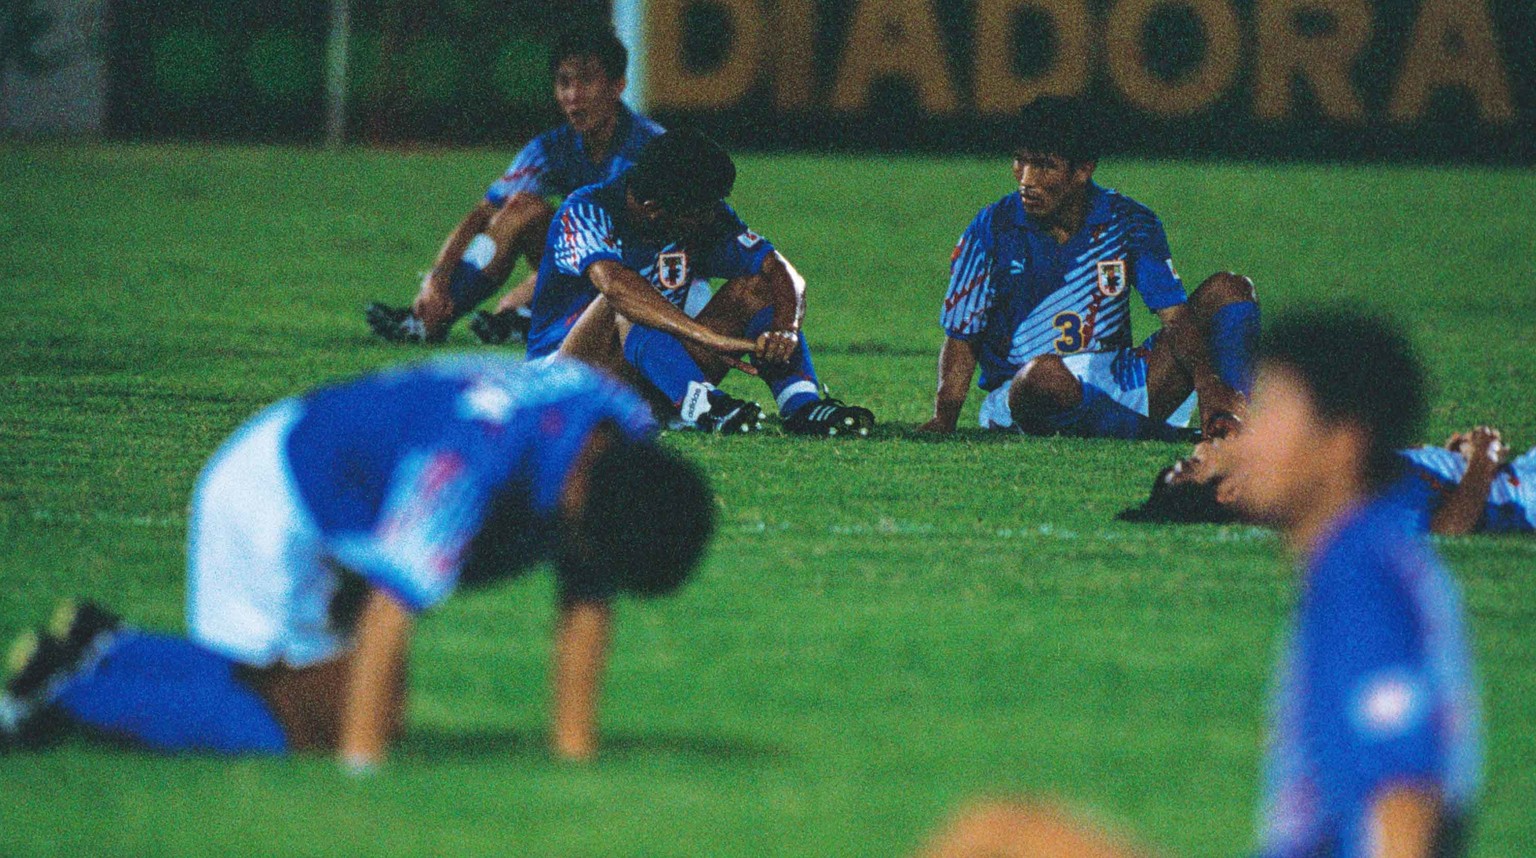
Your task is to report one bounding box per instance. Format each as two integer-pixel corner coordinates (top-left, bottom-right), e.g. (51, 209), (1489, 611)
(1, 143), (1533, 856)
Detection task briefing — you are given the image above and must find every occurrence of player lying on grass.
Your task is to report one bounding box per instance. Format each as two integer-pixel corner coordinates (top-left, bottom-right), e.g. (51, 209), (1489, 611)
(0, 357), (713, 769)
(919, 310), (1480, 858)
(366, 23), (663, 345)
(1122, 422), (1530, 536)
(532, 128), (876, 436)
(920, 96), (1258, 439)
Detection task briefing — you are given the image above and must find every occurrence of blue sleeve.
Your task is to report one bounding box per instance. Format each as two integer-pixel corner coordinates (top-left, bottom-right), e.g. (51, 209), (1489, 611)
(326, 450), (484, 613)
(485, 137), (553, 205)
(701, 206), (774, 280)
(1127, 211), (1186, 312)
(941, 210), (997, 341)
(1304, 541), (1442, 821)
(550, 200), (623, 277)
(1376, 467), (1444, 533)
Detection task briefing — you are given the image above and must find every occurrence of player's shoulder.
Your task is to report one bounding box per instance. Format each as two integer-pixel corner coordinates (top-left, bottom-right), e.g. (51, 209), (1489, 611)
(559, 176), (623, 214)
(962, 192), (1020, 239)
(1099, 185), (1165, 227)
(629, 108), (666, 142)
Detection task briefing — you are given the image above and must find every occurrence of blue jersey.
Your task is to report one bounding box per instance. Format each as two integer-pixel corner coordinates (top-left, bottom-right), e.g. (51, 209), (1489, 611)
(942, 185), (1186, 392)
(483, 106), (664, 206)
(283, 357), (655, 611)
(526, 176), (776, 358)
(1381, 447), (1536, 534)
(1256, 498), (1480, 858)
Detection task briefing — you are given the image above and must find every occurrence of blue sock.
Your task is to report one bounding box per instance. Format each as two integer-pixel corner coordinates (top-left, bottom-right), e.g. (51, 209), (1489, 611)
(54, 631), (288, 755)
(744, 306), (822, 416)
(444, 234), (500, 315)
(623, 324), (710, 406)
(1046, 382), (1186, 441)
(1209, 301), (1260, 396)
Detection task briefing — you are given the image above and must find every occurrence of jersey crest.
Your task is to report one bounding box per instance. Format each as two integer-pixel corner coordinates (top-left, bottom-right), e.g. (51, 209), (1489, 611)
(1097, 259), (1127, 297)
(738, 229), (763, 248)
(658, 251), (689, 290)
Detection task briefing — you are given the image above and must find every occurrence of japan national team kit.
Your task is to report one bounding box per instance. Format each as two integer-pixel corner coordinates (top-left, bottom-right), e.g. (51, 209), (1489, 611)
(943, 184), (1196, 430)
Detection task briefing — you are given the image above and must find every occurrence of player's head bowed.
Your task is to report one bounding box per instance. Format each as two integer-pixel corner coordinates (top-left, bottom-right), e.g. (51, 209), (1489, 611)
(628, 129), (737, 215)
(563, 439), (716, 597)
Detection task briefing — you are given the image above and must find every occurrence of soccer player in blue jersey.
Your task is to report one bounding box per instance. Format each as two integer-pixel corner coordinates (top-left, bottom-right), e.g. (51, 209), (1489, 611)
(0, 357), (714, 769)
(366, 24), (664, 345)
(531, 129), (876, 436)
(919, 311), (1480, 858)
(920, 97), (1260, 439)
(1124, 424), (1531, 536)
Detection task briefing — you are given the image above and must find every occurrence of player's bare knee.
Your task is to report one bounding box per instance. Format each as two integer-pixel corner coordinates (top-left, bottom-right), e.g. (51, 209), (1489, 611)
(1009, 355), (1080, 418)
(1191, 271), (1258, 313)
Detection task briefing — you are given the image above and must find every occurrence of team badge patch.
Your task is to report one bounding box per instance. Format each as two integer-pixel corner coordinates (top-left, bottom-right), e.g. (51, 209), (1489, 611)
(1097, 259), (1127, 297)
(738, 229), (763, 249)
(657, 251), (690, 291)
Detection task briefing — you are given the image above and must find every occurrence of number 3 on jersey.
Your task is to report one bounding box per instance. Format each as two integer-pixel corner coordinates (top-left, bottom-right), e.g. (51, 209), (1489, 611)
(1053, 311), (1084, 353)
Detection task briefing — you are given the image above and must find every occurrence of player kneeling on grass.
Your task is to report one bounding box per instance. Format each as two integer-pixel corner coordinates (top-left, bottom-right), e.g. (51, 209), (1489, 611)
(920, 310), (1480, 858)
(0, 357), (713, 769)
(531, 128), (875, 437)
(365, 23), (663, 345)
(920, 96), (1258, 439)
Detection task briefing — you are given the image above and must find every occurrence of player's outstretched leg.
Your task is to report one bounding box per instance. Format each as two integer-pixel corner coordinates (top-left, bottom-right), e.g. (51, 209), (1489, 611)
(1008, 355), (1188, 441)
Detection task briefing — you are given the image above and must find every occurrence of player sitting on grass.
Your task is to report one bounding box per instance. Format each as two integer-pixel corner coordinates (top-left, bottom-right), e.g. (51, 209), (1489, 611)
(0, 357), (713, 770)
(366, 23), (663, 345)
(532, 128), (876, 437)
(919, 96), (1259, 439)
(1122, 422), (1529, 536)
(919, 310), (1480, 858)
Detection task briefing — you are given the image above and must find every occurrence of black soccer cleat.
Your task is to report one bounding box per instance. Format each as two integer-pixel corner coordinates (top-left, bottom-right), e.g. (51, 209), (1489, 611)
(365, 302), (426, 343)
(782, 398), (876, 438)
(695, 390), (764, 434)
(49, 599), (121, 657)
(468, 308), (531, 345)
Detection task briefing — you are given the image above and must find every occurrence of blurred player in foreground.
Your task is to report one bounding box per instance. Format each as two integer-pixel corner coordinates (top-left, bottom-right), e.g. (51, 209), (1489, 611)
(533, 128), (876, 436)
(920, 97), (1258, 439)
(1, 357), (713, 769)
(1122, 424), (1528, 536)
(920, 310), (1480, 858)
(366, 24), (663, 345)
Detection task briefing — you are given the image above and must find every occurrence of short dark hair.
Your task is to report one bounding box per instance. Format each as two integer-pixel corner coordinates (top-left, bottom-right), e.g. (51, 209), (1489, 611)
(1013, 96), (1099, 164)
(1117, 467), (1239, 524)
(570, 439), (715, 597)
(627, 129), (736, 211)
(1257, 308), (1427, 488)
(550, 23), (629, 81)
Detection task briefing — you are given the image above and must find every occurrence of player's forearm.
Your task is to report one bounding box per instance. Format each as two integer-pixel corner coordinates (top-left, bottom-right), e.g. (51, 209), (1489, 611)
(931, 338), (978, 426)
(1430, 467), (1496, 535)
(550, 599), (612, 761)
(591, 262), (750, 352)
(1367, 786), (1443, 858)
(339, 588), (413, 771)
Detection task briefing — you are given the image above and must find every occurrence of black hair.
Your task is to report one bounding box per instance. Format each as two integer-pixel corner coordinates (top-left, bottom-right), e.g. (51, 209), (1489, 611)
(1117, 467), (1239, 524)
(549, 22), (629, 81)
(626, 129), (736, 211)
(1257, 308), (1427, 488)
(565, 439), (715, 598)
(1013, 96), (1100, 164)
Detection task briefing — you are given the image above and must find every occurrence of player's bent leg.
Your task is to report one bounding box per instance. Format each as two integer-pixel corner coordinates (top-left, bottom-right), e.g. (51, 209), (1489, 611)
(1007, 355), (1082, 433)
(1188, 271), (1260, 396)
(916, 800), (1155, 858)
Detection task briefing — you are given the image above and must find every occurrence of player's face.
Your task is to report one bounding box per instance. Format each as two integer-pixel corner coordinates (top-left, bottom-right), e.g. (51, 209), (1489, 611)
(1012, 151), (1092, 221)
(1224, 367), (1331, 528)
(554, 55), (625, 135)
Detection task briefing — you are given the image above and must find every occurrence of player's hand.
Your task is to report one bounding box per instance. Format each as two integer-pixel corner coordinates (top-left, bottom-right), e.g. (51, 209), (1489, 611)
(753, 329), (800, 365)
(411, 281), (455, 339)
(1457, 426), (1505, 474)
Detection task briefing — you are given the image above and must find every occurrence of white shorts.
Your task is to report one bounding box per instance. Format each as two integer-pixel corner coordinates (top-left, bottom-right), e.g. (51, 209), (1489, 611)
(186, 400), (344, 669)
(978, 345), (1196, 432)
